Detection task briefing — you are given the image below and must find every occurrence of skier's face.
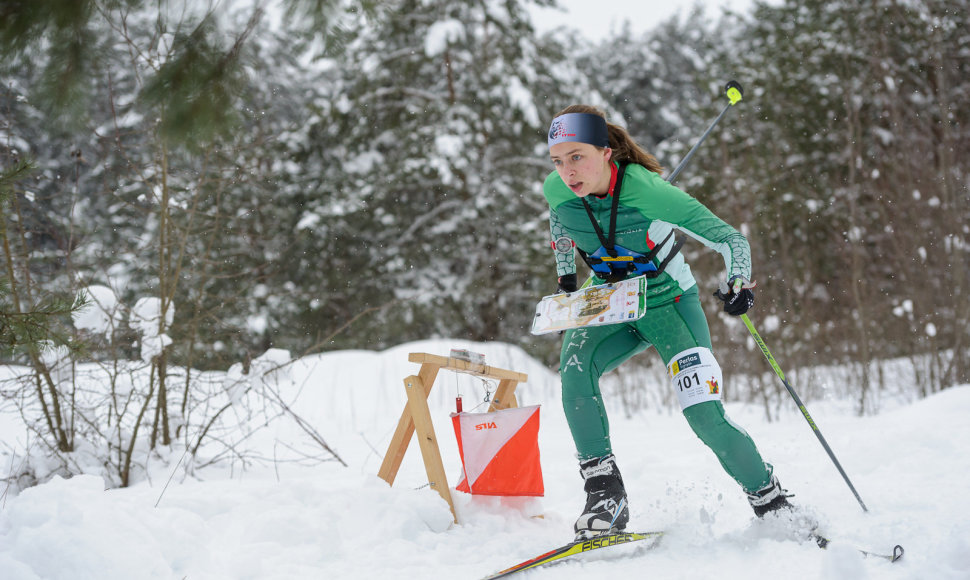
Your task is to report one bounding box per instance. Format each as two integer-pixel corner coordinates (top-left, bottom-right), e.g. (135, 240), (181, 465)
(549, 142), (612, 198)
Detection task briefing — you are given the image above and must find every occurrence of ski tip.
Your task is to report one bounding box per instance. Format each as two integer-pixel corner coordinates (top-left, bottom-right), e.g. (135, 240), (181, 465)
(814, 533), (904, 563)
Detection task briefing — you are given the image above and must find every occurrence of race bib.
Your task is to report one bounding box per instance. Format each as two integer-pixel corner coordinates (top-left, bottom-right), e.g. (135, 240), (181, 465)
(667, 347), (723, 410)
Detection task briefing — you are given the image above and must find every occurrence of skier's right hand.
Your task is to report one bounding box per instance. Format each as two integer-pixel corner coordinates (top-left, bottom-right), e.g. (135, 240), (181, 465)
(558, 273), (578, 294)
(714, 276), (756, 316)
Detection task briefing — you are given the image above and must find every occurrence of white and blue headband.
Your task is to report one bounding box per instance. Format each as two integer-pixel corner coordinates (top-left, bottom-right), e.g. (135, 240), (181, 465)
(547, 112), (609, 148)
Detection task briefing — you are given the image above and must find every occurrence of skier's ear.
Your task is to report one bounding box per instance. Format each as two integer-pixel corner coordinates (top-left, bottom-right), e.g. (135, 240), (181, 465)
(603, 147), (612, 162)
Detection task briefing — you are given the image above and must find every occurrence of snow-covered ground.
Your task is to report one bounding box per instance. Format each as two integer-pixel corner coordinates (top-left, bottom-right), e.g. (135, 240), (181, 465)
(1, 339), (968, 579)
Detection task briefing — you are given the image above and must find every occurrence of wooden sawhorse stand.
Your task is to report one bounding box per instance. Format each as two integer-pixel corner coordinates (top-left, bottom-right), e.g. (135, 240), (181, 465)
(377, 352), (529, 523)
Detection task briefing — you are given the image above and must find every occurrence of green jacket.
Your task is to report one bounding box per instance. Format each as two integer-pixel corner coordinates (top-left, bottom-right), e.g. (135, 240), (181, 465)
(544, 162), (751, 306)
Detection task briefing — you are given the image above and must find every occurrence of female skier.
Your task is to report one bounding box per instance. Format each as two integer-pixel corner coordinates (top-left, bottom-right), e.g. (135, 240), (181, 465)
(543, 105), (794, 540)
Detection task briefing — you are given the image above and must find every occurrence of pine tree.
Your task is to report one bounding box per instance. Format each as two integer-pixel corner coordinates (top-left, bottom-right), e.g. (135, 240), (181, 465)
(0, 0), (349, 483)
(291, 0), (583, 350)
(713, 0), (970, 398)
(0, 159), (83, 354)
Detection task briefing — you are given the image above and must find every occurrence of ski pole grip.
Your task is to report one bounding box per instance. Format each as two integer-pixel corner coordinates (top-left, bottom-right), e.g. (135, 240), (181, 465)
(725, 80), (744, 106)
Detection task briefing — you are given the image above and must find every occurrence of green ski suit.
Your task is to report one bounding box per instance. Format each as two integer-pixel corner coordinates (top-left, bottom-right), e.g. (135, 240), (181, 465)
(544, 162), (772, 493)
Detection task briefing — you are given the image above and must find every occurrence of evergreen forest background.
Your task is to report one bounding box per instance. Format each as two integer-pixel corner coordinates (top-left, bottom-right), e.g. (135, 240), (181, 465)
(1, 0), (967, 461)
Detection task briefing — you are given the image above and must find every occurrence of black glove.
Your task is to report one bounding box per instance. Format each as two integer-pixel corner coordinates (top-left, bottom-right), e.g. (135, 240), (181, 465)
(714, 276), (755, 316)
(558, 273), (578, 294)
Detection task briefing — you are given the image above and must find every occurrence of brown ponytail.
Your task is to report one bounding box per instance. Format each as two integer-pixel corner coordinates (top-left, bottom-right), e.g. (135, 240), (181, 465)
(552, 105), (664, 175)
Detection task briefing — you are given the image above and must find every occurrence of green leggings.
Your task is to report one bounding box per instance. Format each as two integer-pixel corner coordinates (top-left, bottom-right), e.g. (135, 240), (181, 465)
(559, 287), (771, 492)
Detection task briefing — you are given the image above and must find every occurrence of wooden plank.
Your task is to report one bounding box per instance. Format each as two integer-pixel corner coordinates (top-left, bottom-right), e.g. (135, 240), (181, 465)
(408, 352), (528, 383)
(404, 375), (457, 523)
(488, 378), (520, 412)
(377, 363), (441, 485)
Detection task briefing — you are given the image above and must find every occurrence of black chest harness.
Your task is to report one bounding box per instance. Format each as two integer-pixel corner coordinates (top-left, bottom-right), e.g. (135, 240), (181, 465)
(578, 162), (685, 283)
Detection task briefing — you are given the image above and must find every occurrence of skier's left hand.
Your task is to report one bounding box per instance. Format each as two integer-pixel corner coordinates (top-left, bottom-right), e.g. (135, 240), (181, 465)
(714, 276), (756, 316)
(558, 273), (578, 294)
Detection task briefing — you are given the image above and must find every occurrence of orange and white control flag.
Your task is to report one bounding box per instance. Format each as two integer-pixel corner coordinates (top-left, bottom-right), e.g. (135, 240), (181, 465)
(451, 405), (543, 496)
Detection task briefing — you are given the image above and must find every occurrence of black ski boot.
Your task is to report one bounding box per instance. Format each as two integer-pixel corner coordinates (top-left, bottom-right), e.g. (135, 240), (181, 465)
(574, 454), (629, 540)
(747, 473), (821, 541)
(746, 473), (793, 517)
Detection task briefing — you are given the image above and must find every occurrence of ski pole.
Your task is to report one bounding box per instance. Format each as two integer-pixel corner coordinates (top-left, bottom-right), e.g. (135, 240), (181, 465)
(740, 313), (870, 513)
(665, 80), (744, 185)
